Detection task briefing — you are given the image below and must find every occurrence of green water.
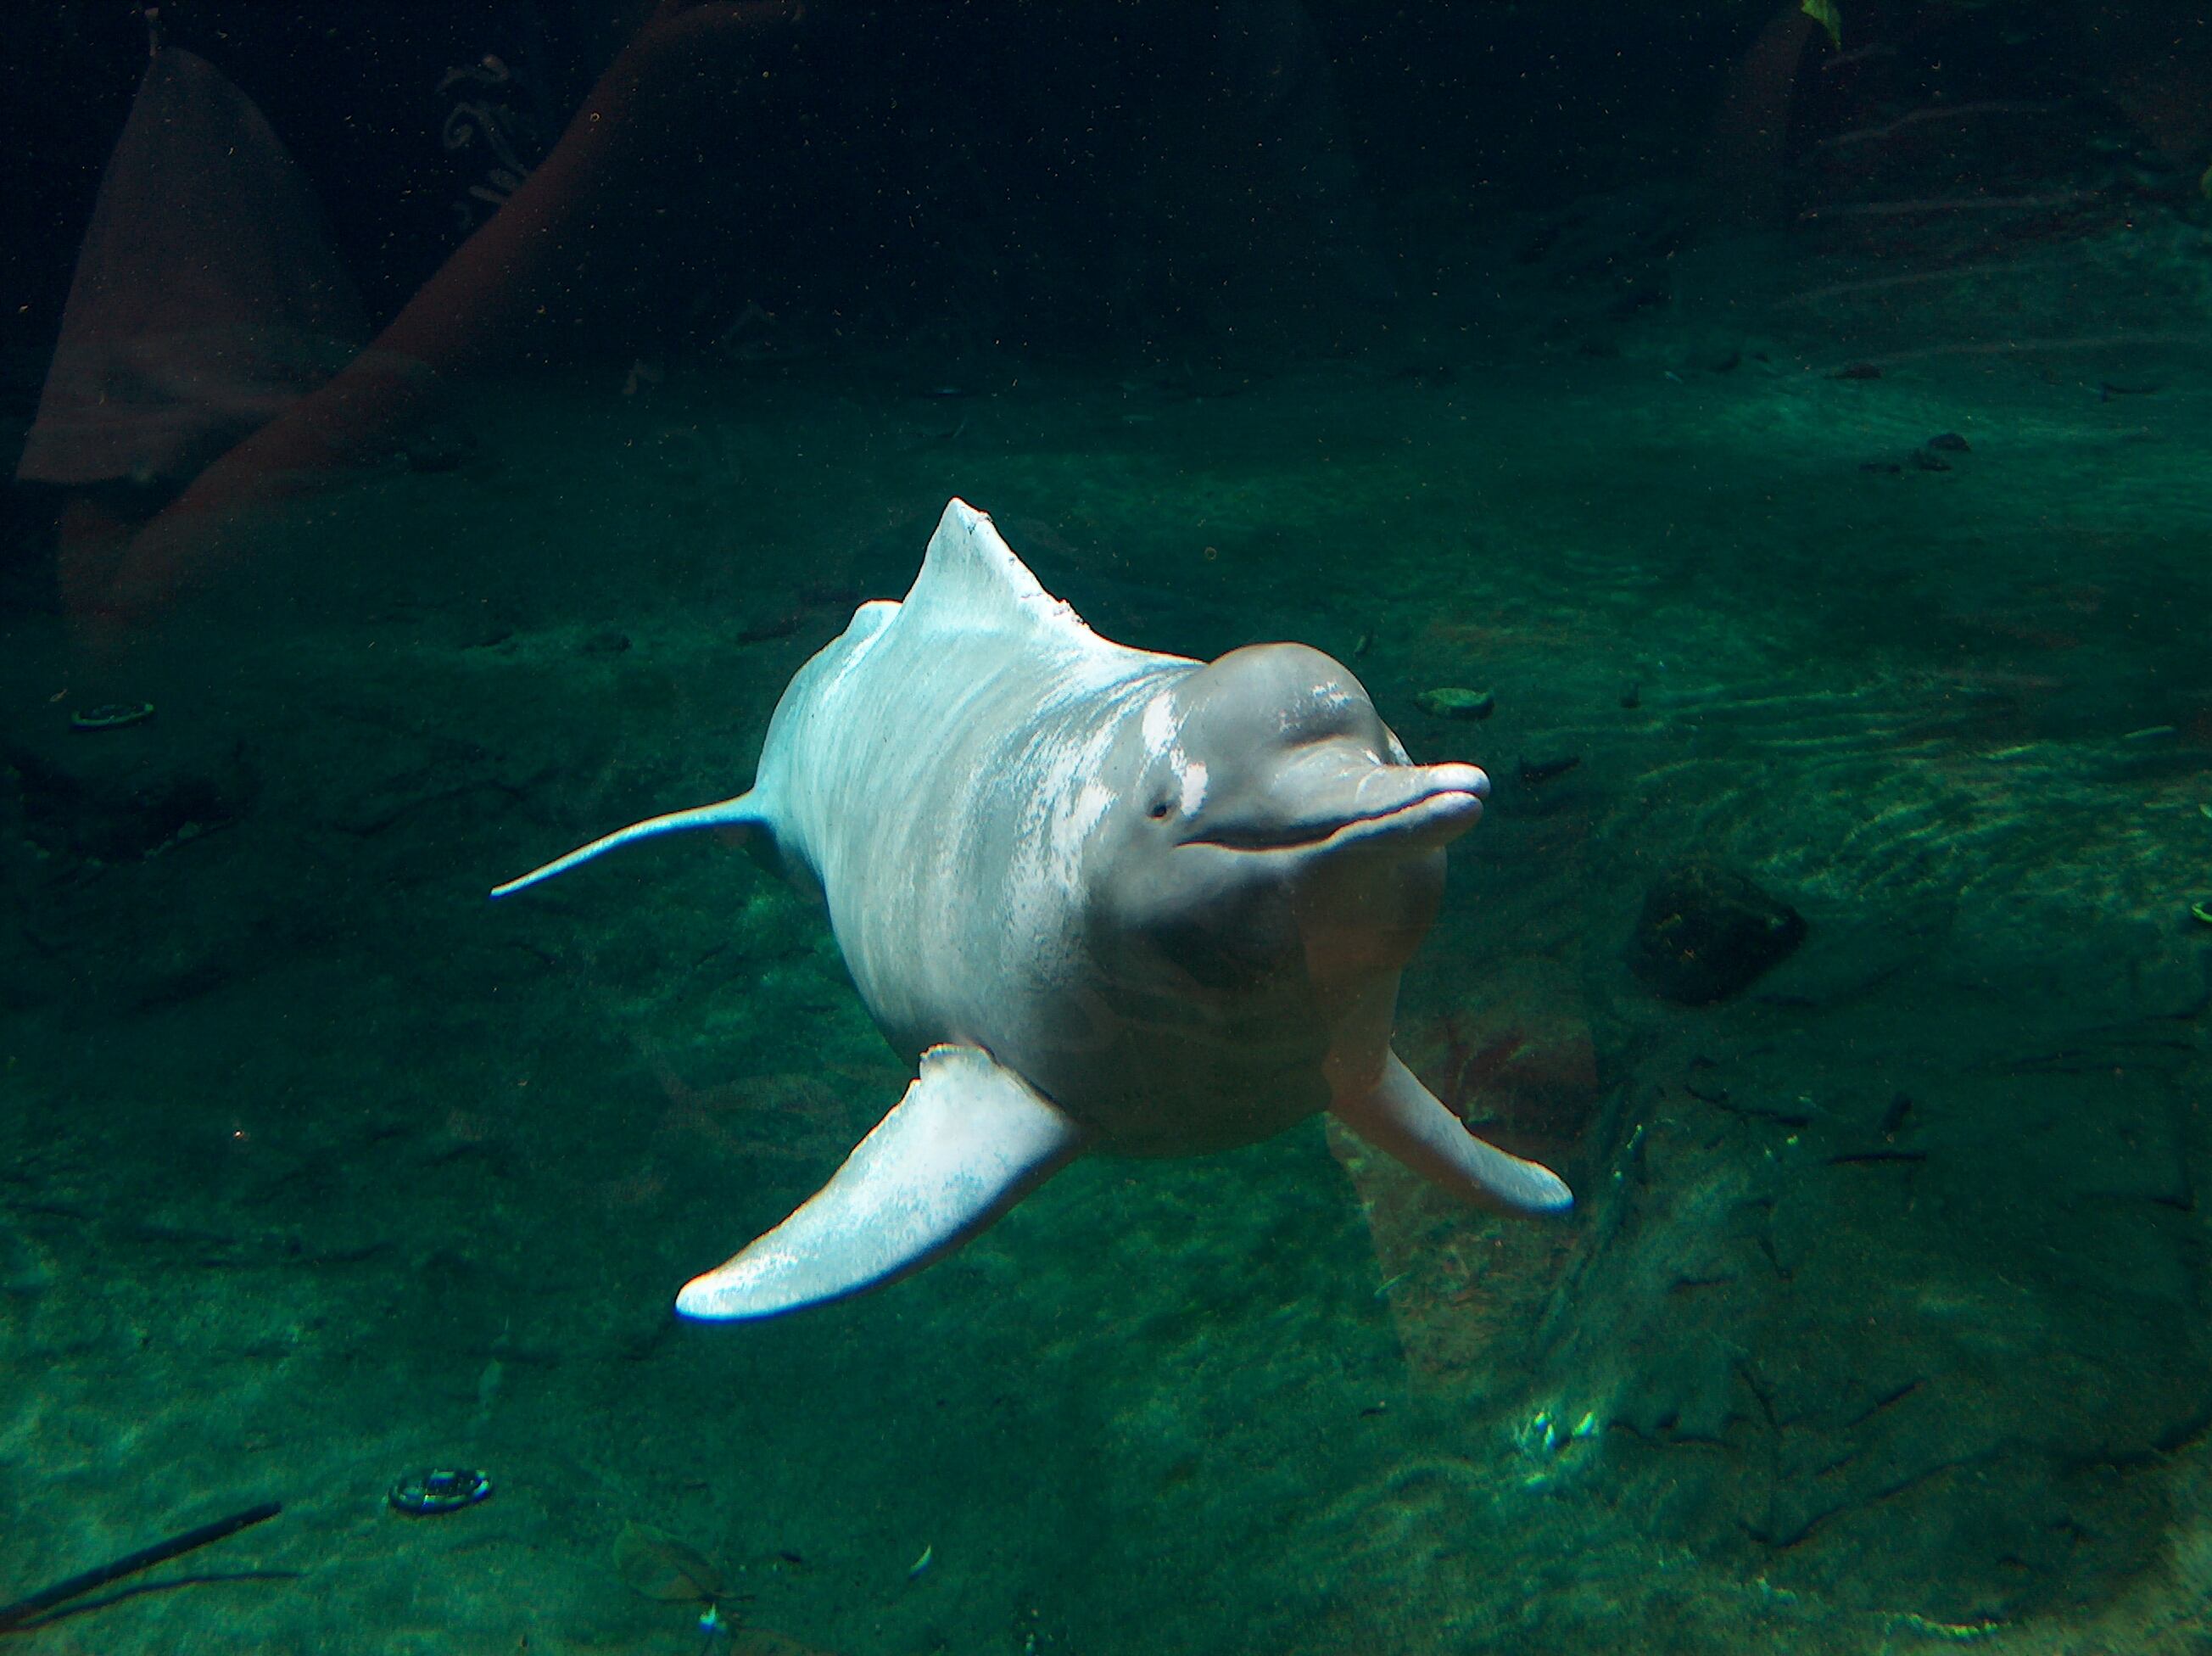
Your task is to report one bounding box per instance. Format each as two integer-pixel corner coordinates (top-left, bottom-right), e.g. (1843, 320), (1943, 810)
(5, 5), (2212, 1653)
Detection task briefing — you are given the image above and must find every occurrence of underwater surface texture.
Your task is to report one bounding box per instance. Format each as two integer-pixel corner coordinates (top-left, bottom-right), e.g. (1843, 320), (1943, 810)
(3, 3), (2211, 1653)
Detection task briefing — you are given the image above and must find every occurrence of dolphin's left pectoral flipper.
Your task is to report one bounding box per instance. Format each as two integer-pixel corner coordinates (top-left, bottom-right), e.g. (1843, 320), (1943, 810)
(1333, 1052), (1573, 1217)
(675, 1044), (1087, 1322)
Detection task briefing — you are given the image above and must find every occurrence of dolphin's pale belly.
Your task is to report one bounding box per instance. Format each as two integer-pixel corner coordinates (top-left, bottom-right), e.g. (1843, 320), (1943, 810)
(788, 645), (1327, 1154)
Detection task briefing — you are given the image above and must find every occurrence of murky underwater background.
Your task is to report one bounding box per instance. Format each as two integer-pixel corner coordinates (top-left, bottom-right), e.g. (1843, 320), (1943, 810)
(3, 3), (2211, 1653)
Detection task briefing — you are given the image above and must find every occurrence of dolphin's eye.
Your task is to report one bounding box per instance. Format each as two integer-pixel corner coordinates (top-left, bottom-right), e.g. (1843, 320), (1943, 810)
(1148, 797), (1172, 820)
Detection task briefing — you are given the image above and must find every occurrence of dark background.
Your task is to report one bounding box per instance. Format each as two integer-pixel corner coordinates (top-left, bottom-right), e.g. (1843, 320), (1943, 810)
(8, 2), (2200, 368)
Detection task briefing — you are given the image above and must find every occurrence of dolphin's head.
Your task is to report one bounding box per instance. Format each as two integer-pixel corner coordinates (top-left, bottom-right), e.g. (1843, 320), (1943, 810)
(1091, 645), (1488, 999)
(1152, 644), (1488, 859)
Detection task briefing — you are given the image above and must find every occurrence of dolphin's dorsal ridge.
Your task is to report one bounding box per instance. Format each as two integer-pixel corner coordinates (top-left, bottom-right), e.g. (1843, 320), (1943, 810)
(673, 1043), (1086, 1322)
(898, 499), (1093, 648)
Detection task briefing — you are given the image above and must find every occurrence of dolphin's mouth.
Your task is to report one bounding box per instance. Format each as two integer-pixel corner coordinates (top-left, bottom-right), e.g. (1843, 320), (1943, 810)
(1186, 775), (1488, 854)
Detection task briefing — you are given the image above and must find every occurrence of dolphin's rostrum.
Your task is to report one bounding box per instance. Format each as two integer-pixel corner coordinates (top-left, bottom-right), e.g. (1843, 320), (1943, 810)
(495, 499), (1571, 1321)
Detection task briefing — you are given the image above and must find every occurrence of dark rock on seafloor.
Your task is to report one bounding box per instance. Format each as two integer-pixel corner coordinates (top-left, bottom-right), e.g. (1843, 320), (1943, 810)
(1517, 752), (1580, 785)
(1628, 861), (1807, 1004)
(1414, 686), (1495, 721)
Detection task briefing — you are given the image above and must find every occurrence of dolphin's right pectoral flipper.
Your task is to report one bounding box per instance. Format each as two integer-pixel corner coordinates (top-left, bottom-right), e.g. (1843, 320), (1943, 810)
(1333, 1051), (1573, 1217)
(674, 1044), (1087, 1322)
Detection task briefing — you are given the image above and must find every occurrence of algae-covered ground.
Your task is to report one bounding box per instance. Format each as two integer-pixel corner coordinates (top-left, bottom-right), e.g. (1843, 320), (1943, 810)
(3, 197), (2212, 1654)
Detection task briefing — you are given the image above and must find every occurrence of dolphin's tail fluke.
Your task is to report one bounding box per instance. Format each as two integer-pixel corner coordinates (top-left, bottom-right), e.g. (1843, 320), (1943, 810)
(490, 792), (764, 898)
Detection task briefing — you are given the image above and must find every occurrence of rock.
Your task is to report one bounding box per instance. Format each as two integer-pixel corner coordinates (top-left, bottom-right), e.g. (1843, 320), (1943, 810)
(1517, 752), (1580, 785)
(1414, 686), (1494, 720)
(1628, 861), (1807, 1004)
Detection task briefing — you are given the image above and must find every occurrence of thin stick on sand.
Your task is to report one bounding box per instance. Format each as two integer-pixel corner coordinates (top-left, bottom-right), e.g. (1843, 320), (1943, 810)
(0, 1500), (282, 1633)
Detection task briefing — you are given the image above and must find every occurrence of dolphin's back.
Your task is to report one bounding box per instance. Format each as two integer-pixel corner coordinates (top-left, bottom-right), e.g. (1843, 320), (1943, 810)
(757, 501), (1187, 1061)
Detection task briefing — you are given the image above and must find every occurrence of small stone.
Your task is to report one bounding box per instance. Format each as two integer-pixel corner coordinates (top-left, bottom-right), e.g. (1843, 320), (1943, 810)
(69, 701), (155, 732)
(1414, 687), (1495, 720)
(1518, 753), (1581, 785)
(580, 629), (631, 657)
(1926, 432), (1970, 452)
